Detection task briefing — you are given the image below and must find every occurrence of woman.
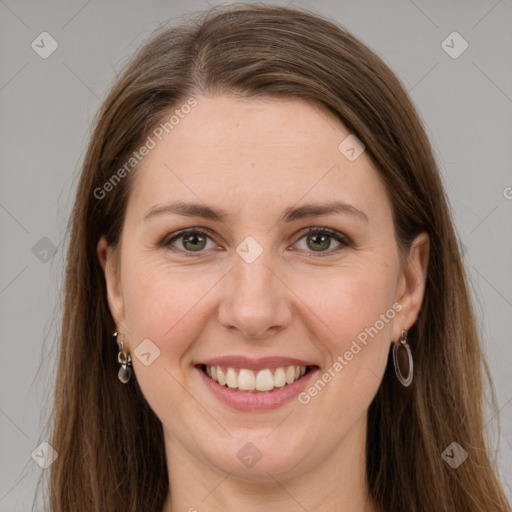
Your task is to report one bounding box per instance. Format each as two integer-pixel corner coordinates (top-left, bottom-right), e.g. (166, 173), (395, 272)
(41, 4), (511, 511)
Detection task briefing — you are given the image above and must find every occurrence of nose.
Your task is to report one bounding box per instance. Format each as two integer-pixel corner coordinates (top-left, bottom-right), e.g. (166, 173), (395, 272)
(217, 253), (293, 339)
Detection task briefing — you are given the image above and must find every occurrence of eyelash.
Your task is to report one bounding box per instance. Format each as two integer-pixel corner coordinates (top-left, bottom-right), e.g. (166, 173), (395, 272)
(161, 226), (352, 258)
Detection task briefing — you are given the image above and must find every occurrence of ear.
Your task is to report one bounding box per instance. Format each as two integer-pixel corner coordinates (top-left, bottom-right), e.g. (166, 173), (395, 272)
(393, 232), (430, 341)
(97, 235), (126, 335)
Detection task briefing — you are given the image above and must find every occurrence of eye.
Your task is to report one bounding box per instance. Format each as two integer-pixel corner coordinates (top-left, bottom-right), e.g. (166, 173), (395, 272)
(163, 228), (219, 254)
(161, 226), (351, 257)
(293, 227), (351, 256)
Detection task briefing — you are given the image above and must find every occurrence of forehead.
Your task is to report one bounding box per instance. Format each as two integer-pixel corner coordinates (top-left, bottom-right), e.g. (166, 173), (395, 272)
(125, 95), (390, 226)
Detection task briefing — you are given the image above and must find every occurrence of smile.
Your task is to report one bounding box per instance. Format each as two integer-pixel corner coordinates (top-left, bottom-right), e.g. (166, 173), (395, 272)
(202, 364), (309, 392)
(195, 355), (320, 410)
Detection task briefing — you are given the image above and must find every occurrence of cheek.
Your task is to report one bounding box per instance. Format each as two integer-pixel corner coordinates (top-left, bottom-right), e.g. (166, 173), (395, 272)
(296, 258), (398, 403)
(122, 247), (399, 352)
(121, 258), (219, 358)
(301, 260), (398, 345)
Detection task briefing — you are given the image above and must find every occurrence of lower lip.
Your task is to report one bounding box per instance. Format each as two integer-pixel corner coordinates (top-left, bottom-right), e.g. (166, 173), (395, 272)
(196, 366), (320, 411)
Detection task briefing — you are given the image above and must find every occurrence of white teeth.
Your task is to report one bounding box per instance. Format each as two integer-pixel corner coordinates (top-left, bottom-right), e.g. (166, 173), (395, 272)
(204, 364), (309, 392)
(274, 367), (286, 387)
(237, 369), (255, 391)
(226, 368), (238, 389)
(285, 366), (296, 385)
(255, 369), (274, 391)
(217, 367), (226, 386)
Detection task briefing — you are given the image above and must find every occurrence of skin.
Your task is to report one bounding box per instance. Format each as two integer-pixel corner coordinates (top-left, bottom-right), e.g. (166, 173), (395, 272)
(97, 95), (429, 512)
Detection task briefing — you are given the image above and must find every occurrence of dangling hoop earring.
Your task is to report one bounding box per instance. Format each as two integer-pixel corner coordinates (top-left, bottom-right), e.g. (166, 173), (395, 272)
(114, 331), (132, 384)
(392, 329), (413, 387)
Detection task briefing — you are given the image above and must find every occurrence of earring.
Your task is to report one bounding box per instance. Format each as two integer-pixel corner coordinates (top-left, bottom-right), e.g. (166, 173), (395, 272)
(114, 331), (132, 384)
(392, 329), (413, 387)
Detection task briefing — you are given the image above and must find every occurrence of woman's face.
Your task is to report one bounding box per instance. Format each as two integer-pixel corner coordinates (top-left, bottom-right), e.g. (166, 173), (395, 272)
(99, 95), (427, 482)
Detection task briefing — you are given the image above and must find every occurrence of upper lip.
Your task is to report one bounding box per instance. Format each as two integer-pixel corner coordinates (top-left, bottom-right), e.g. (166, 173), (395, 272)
(198, 356), (318, 371)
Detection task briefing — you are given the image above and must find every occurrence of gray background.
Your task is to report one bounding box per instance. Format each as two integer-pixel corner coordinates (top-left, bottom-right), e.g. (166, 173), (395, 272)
(0, 0), (511, 509)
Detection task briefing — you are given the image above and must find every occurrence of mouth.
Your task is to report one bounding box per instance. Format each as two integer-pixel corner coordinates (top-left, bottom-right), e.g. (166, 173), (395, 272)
(196, 362), (320, 411)
(197, 363), (315, 393)
(194, 355), (321, 410)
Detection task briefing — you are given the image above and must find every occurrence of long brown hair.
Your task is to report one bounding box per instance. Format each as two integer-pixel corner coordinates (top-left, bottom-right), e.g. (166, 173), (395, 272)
(38, 4), (510, 511)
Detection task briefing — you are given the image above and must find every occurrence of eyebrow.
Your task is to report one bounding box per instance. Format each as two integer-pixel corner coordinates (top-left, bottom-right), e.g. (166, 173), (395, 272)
(143, 200), (369, 224)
